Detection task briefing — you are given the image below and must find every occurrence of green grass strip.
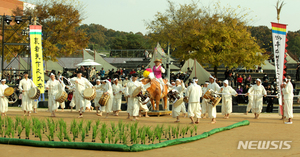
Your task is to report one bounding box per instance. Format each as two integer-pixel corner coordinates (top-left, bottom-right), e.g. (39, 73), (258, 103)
(0, 120), (249, 152)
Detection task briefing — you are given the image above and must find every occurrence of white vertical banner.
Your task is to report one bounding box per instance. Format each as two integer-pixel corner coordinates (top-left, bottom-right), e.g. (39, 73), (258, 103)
(271, 22), (287, 115)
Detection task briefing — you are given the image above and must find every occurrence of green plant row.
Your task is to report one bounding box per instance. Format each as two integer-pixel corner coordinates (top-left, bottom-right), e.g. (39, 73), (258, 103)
(0, 120), (250, 152)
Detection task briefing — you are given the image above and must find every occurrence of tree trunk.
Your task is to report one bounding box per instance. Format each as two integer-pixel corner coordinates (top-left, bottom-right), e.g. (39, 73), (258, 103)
(214, 66), (218, 79)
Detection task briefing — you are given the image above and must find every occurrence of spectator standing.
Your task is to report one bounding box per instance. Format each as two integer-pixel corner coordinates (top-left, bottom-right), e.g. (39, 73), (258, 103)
(263, 74), (269, 81)
(266, 84), (274, 113)
(224, 68), (230, 80)
(237, 75), (243, 86)
(236, 85), (243, 104)
(129, 69), (136, 75)
(100, 68), (105, 78)
(246, 75), (252, 85)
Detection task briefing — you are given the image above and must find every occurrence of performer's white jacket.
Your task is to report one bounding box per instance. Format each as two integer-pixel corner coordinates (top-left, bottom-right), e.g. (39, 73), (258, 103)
(0, 84), (9, 113)
(45, 79), (63, 112)
(219, 85), (237, 115)
(201, 86), (209, 114)
(206, 82), (220, 118)
(125, 80), (143, 117)
(100, 81), (113, 113)
(19, 78), (36, 112)
(282, 81), (294, 119)
(70, 77), (93, 112)
(185, 83), (202, 118)
(247, 84), (266, 114)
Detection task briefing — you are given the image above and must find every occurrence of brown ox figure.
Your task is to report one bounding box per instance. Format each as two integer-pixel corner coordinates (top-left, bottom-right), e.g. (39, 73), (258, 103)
(141, 78), (168, 111)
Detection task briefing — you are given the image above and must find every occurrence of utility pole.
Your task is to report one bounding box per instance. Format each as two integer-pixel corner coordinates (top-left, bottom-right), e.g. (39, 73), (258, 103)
(167, 42), (170, 81)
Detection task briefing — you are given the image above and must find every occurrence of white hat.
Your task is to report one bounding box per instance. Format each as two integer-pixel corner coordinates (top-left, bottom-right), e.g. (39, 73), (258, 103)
(205, 82), (209, 85)
(113, 78), (118, 82)
(209, 75), (214, 79)
(223, 80), (228, 84)
(256, 78), (261, 82)
(96, 79), (100, 82)
(50, 73), (55, 76)
(171, 82), (175, 84)
(175, 79), (181, 82)
(1, 79), (6, 82)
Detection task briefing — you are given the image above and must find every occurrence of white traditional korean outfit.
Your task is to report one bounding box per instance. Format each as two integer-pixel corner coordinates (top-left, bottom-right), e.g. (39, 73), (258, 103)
(171, 82), (186, 118)
(58, 80), (66, 109)
(282, 82), (294, 119)
(201, 86), (209, 115)
(68, 85), (76, 108)
(112, 83), (123, 111)
(0, 84), (9, 113)
(94, 84), (104, 108)
(247, 84), (267, 114)
(246, 90), (253, 112)
(45, 79), (61, 112)
(125, 80), (143, 117)
(70, 77), (93, 112)
(207, 82), (220, 118)
(100, 81), (113, 113)
(185, 83), (202, 118)
(19, 78), (36, 112)
(219, 86), (237, 115)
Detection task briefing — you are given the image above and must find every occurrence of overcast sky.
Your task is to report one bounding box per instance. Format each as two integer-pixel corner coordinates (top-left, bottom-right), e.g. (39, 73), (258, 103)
(23, 0), (299, 34)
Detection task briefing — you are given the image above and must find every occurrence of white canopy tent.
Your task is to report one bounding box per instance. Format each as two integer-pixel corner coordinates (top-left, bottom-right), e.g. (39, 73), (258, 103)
(261, 60), (275, 70)
(187, 59), (212, 84)
(181, 58), (195, 72)
(286, 53), (297, 64)
(76, 59), (101, 67)
(146, 43), (179, 70)
(94, 50), (117, 71)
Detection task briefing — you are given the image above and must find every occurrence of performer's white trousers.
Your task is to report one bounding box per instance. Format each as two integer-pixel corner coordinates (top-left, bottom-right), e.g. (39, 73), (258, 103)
(100, 97), (113, 113)
(284, 99), (293, 119)
(207, 103), (217, 118)
(221, 98), (232, 115)
(21, 92), (33, 112)
(246, 96), (253, 112)
(201, 99), (209, 114)
(0, 97), (8, 113)
(252, 98), (263, 114)
(127, 97), (139, 117)
(139, 102), (149, 112)
(172, 102), (186, 118)
(188, 102), (201, 118)
(60, 102), (65, 109)
(112, 98), (122, 111)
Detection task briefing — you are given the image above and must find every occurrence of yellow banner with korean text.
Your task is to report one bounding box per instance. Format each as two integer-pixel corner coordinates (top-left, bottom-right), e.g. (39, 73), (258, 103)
(30, 25), (45, 94)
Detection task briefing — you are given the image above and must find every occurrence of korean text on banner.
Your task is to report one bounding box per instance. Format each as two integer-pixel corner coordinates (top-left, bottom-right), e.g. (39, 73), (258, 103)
(30, 25), (45, 94)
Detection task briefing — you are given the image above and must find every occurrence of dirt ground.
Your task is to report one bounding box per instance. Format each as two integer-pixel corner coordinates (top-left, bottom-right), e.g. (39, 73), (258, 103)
(0, 108), (299, 157)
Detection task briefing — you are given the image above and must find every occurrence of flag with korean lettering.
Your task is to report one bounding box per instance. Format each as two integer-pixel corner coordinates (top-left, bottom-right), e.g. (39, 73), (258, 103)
(271, 22), (287, 115)
(30, 25), (45, 93)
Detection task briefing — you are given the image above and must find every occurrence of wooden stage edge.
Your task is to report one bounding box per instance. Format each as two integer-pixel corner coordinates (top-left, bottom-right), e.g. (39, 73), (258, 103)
(141, 110), (172, 117)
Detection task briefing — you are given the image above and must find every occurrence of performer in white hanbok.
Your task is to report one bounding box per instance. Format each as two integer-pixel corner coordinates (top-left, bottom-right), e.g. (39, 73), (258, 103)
(172, 79), (187, 122)
(67, 84), (76, 112)
(112, 78), (123, 116)
(245, 84), (254, 115)
(19, 72), (37, 116)
(94, 79), (103, 115)
(219, 80), (238, 119)
(207, 75), (220, 124)
(185, 77), (202, 124)
(98, 79), (113, 118)
(45, 73), (64, 117)
(282, 76), (294, 124)
(201, 82), (209, 118)
(246, 79), (266, 119)
(125, 73), (143, 121)
(0, 79), (9, 116)
(70, 70), (94, 118)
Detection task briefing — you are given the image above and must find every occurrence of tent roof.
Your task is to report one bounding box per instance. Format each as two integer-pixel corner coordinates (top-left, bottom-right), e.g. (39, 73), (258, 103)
(261, 60), (275, 70)
(181, 58), (195, 72)
(286, 53), (297, 64)
(94, 50), (117, 71)
(187, 60), (211, 84)
(147, 43), (179, 70)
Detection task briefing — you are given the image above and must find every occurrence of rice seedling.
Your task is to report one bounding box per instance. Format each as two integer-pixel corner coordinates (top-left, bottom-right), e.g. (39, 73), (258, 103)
(160, 124), (165, 135)
(147, 130), (153, 143)
(157, 129), (162, 143)
(78, 120), (84, 131)
(11, 128), (15, 138)
(122, 132), (128, 145)
(126, 123), (129, 131)
(65, 134), (71, 142)
(57, 126), (64, 142)
(118, 131), (123, 143)
(21, 118), (27, 129)
(140, 129), (146, 144)
(87, 120), (92, 131)
(185, 126), (191, 135)
(108, 133), (112, 144)
(14, 117), (20, 133)
(190, 128), (194, 137)
(181, 128), (186, 138)
(85, 125), (89, 137)
(72, 127), (78, 142)
(37, 125), (42, 141)
(17, 126), (23, 138)
(48, 123), (55, 141)
(95, 119), (100, 129)
(151, 131), (156, 144)
(70, 119), (77, 134)
(194, 125), (198, 135)
(25, 121), (31, 139)
(118, 120), (123, 132)
(175, 129), (179, 139)
(92, 125), (98, 142)
(114, 137), (119, 144)
(81, 128), (86, 142)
